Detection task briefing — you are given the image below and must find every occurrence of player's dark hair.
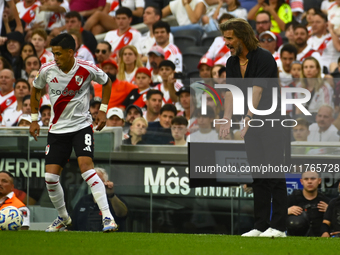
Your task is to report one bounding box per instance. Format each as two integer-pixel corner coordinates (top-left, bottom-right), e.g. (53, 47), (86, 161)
(65, 11), (82, 21)
(147, 5), (162, 19)
(98, 41), (112, 52)
(160, 104), (177, 116)
(116, 7), (133, 18)
(146, 89), (163, 100)
(280, 44), (298, 58)
(50, 33), (76, 51)
(294, 24), (308, 34)
(15, 79), (30, 91)
(153, 21), (170, 34)
(171, 116), (188, 126)
(218, 13), (235, 24)
(0, 171), (14, 183)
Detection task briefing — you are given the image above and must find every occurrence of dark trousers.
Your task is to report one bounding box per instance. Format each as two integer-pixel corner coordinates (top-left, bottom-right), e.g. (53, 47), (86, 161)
(244, 120), (287, 232)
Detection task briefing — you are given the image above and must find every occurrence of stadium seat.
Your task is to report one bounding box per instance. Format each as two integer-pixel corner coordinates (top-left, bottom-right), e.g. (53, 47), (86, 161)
(181, 46), (209, 55)
(182, 52), (203, 73)
(172, 29), (203, 45)
(201, 31), (222, 47)
(186, 70), (200, 79)
(174, 36), (197, 53)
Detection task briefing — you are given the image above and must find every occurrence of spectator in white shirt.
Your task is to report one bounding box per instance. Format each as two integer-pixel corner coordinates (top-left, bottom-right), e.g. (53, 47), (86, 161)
(69, 29), (95, 63)
(308, 105), (340, 142)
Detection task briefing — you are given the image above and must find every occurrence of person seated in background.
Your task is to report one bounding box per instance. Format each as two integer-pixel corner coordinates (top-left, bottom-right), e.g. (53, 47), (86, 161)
(321, 181), (340, 237)
(2, 32), (24, 79)
(308, 105), (340, 142)
(143, 90), (163, 123)
(259, 31), (280, 61)
(211, 0), (248, 23)
(162, 0), (206, 33)
(95, 42), (112, 69)
(89, 97), (102, 127)
(23, 55), (41, 81)
(123, 104), (143, 133)
(103, 7), (142, 59)
(248, 0), (292, 34)
(17, 114), (32, 127)
(124, 117), (148, 145)
(83, 0), (144, 35)
(0, 69), (16, 123)
(31, 29), (54, 65)
(106, 107), (125, 127)
(287, 171), (330, 236)
(147, 46), (165, 84)
(68, 167), (128, 232)
(22, 95), (31, 115)
(16, 0), (40, 30)
(144, 103), (176, 144)
(1, 1), (25, 37)
(69, 29), (95, 63)
(292, 118), (310, 141)
(0, 171), (30, 230)
(39, 103), (51, 127)
(116, 45), (143, 83)
(122, 67), (152, 108)
(198, 57), (214, 79)
(171, 116), (188, 146)
(187, 105), (219, 142)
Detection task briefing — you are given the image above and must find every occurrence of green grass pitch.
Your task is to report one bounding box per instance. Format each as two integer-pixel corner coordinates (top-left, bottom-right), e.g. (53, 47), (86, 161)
(1, 232), (340, 255)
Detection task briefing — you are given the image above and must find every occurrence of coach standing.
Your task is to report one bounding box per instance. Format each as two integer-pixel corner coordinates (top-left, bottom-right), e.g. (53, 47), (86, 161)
(219, 18), (287, 237)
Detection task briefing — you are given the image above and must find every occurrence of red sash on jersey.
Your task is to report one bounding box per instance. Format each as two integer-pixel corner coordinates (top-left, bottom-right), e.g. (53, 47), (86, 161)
(132, 90), (149, 108)
(47, 13), (61, 28)
(52, 66), (90, 124)
(111, 29), (133, 58)
(110, 0), (119, 11)
(300, 49), (316, 62)
(186, 119), (198, 136)
(317, 36), (332, 55)
(214, 46), (230, 63)
(0, 95), (16, 122)
(21, 4), (39, 24)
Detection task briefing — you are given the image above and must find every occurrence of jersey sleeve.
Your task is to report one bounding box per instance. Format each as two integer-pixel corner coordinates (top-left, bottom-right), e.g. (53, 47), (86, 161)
(33, 66), (48, 89)
(89, 63), (109, 85)
(135, 0), (145, 8)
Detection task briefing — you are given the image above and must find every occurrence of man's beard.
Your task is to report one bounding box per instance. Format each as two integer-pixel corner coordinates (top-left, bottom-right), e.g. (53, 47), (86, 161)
(229, 42), (243, 57)
(150, 61), (158, 69)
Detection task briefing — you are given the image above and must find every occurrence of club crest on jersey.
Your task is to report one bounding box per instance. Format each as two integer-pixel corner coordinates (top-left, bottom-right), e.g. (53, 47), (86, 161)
(75, 75), (83, 86)
(6, 99), (12, 106)
(45, 144), (50, 155)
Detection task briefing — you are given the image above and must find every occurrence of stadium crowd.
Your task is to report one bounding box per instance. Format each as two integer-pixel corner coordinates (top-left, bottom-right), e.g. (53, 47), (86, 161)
(1, 0), (340, 235)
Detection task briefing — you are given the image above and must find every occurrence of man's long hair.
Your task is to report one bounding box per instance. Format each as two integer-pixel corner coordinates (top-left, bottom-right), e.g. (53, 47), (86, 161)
(219, 18), (259, 52)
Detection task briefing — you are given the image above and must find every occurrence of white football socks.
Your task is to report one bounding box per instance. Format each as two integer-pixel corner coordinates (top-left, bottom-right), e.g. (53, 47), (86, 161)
(45, 173), (68, 220)
(81, 169), (113, 220)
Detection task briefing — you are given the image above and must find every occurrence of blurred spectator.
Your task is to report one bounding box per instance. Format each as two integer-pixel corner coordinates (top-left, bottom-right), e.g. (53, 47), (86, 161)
(198, 57), (214, 79)
(204, 13), (233, 66)
(0, 69), (16, 123)
(248, 0), (292, 33)
(22, 95), (31, 114)
(1, 79), (30, 127)
(106, 107), (125, 127)
(117, 45), (143, 83)
(16, 0), (40, 29)
(290, 0), (304, 23)
(50, 11), (98, 55)
(255, 10), (283, 49)
(124, 104), (143, 133)
(39, 103), (51, 127)
(308, 105), (340, 142)
(17, 114), (31, 127)
(290, 60), (302, 82)
(68, 167), (128, 232)
(23, 55), (41, 81)
(327, 0), (340, 36)
(144, 90), (163, 122)
(287, 171), (330, 236)
(294, 25), (323, 68)
(176, 86), (197, 122)
(69, 29), (95, 63)
(0, 56), (12, 71)
(321, 181), (340, 237)
(303, 7), (317, 35)
(155, 60), (183, 104)
(212, 0), (248, 21)
(277, 44), (297, 85)
(153, 21), (182, 72)
(321, 0), (335, 15)
(3, 31), (24, 79)
(296, 57), (333, 114)
(95, 42), (111, 68)
(1, 1), (25, 37)
(144, 103), (176, 144)
(27, 69), (39, 89)
(147, 46), (165, 84)
(122, 67), (151, 108)
(0, 171), (30, 230)
(277, 21), (296, 53)
(31, 29), (54, 65)
(89, 97), (102, 126)
(211, 64), (224, 80)
(259, 31), (279, 61)
(328, 22), (340, 73)
(307, 12), (340, 73)
(187, 105), (219, 142)
(20, 43), (37, 74)
(104, 7), (142, 59)
(138, 6), (174, 62)
(93, 58), (118, 98)
(69, 0), (106, 20)
(162, 0), (206, 33)
(84, 0), (144, 35)
(124, 117), (148, 145)
(292, 118), (310, 141)
(171, 116), (188, 145)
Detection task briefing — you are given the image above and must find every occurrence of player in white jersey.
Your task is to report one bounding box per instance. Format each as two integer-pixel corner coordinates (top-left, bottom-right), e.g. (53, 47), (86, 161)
(29, 33), (117, 233)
